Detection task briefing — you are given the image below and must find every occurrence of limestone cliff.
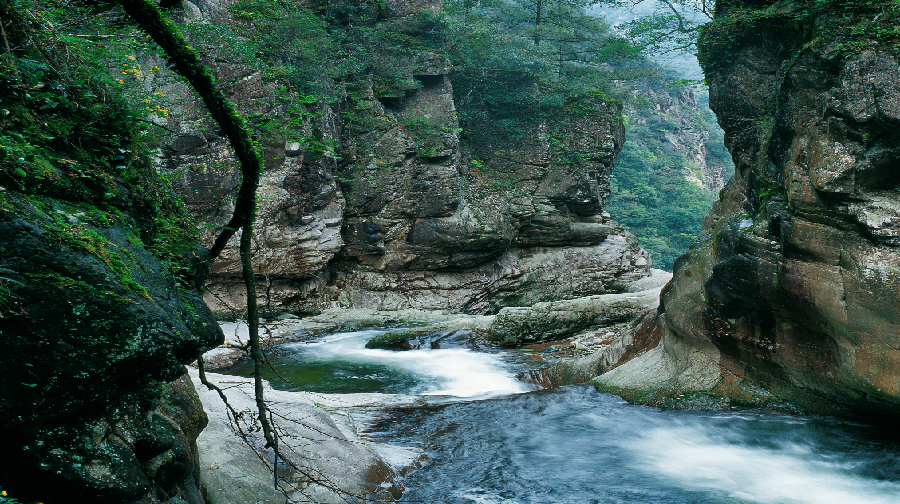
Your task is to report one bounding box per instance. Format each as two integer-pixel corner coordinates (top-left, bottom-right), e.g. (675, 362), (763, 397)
(162, 0), (650, 317)
(594, 0), (900, 420)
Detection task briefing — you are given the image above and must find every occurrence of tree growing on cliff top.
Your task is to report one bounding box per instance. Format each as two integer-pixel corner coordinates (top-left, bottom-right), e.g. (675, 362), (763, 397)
(462, 0), (644, 84)
(601, 0), (714, 53)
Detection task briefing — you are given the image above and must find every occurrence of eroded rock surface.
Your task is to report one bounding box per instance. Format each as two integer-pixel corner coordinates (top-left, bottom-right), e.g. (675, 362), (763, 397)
(191, 370), (403, 504)
(594, 0), (900, 419)
(165, 1), (649, 317)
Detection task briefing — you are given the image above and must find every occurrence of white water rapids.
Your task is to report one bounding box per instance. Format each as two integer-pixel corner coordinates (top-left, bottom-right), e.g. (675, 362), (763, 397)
(220, 327), (900, 504)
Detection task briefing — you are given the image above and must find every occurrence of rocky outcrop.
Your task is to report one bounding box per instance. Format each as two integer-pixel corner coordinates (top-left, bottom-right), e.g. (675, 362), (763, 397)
(593, 0), (900, 419)
(4, 372), (213, 504)
(0, 8), (222, 499)
(192, 370), (403, 504)
(162, 1), (649, 317)
(489, 290), (658, 346)
(0, 195), (221, 500)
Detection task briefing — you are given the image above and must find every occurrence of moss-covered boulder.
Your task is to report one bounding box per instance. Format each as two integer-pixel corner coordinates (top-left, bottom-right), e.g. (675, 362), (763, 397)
(0, 6), (222, 502)
(365, 329), (417, 349)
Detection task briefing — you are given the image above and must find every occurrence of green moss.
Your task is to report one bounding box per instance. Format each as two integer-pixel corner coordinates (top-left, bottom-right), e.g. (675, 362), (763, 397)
(593, 382), (793, 411)
(700, 1), (900, 76)
(365, 330), (415, 350)
(0, 4), (222, 464)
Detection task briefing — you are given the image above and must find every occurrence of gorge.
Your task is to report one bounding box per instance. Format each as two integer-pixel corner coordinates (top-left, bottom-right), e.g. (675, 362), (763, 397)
(1, 0), (899, 503)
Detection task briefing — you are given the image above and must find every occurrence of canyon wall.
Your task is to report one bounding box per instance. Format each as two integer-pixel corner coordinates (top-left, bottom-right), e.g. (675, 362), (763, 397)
(626, 84), (730, 192)
(161, 0), (651, 318)
(595, 0), (900, 419)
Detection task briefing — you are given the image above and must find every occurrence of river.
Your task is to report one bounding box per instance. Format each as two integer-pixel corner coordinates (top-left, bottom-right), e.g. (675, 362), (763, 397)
(221, 328), (900, 504)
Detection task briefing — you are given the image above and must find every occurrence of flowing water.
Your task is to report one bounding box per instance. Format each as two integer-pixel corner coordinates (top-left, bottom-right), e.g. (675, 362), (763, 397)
(220, 328), (900, 504)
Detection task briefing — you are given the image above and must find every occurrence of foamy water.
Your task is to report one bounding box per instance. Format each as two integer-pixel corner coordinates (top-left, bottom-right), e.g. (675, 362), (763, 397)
(373, 388), (900, 504)
(219, 327), (900, 503)
(627, 418), (900, 504)
(279, 329), (529, 398)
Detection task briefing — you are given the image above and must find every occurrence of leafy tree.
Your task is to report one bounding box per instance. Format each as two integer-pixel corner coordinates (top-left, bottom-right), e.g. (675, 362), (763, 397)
(602, 0), (715, 53)
(603, 75), (731, 270)
(461, 0), (644, 83)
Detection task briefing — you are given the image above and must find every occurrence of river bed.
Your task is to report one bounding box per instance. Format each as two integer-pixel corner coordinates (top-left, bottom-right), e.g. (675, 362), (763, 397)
(218, 328), (900, 504)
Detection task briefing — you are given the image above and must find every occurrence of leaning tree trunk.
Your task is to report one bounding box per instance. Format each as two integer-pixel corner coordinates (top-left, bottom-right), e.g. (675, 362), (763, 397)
(115, 0), (275, 450)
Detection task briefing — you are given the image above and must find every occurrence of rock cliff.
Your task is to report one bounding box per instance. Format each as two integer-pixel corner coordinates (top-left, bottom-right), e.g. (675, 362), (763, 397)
(594, 0), (900, 419)
(0, 7), (222, 501)
(626, 84), (730, 192)
(162, 0), (650, 317)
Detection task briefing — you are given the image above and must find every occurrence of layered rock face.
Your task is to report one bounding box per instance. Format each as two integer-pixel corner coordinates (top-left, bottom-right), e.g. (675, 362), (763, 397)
(597, 0), (900, 418)
(166, 1), (649, 316)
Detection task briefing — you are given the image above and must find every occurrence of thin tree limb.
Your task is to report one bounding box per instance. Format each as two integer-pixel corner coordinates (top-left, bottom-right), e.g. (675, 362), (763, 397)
(115, 0), (275, 452)
(114, 0), (263, 280)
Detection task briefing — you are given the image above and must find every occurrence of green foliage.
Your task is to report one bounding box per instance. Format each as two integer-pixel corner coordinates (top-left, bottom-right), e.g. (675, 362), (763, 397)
(228, 0), (371, 99)
(605, 81), (730, 270)
(698, 0), (900, 72)
(0, 17), (201, 285)
(169, 0), (649, 161)
(439, 0), (645, 135)
(618, 0), (713, 51)
(0, 489), (21, 503)
(181, 18), (261, 67)
(0, 0), (217, 441)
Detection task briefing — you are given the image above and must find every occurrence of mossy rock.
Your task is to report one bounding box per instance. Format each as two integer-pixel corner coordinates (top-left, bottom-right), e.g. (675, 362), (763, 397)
(365, 329), (417, 349)
(0, 14), (222, 501)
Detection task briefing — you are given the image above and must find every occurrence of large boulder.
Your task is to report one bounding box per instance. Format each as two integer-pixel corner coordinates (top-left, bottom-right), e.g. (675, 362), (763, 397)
(0, 11), (222, 500)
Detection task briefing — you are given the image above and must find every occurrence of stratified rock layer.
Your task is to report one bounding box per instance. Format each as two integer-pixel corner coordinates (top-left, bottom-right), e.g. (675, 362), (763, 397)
(166, 2), (649, 316)
(596, 0), (900, 419)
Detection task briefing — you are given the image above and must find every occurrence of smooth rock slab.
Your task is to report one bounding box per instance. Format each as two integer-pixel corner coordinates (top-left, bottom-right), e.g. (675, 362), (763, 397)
(489, 290), (660, 346)
(190, 370), (401, 504)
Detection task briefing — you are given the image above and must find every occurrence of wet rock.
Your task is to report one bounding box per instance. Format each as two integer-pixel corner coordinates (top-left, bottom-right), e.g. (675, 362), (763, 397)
(191, 370), (401, 504)
(597, 0), (900, 419)
(489, 274), (667, 346)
